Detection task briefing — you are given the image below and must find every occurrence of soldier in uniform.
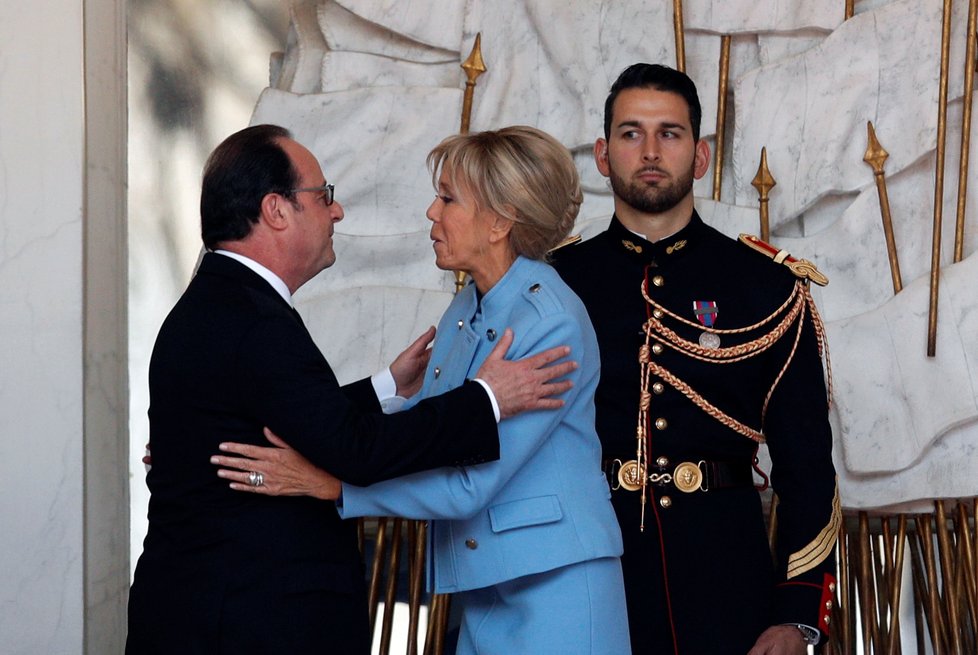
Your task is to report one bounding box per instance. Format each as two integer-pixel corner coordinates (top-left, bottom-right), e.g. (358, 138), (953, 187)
(551, 64), (839, 654)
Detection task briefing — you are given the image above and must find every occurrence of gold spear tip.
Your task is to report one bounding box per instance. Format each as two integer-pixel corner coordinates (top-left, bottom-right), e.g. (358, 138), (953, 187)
(453, 270), (468, 293)
(863, 121), (889, 173)
(462, 32), (487, 81)
(751, 146), (777, 197)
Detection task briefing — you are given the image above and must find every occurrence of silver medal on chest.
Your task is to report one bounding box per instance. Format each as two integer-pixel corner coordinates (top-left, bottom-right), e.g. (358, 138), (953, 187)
(698, 331), (721, 349)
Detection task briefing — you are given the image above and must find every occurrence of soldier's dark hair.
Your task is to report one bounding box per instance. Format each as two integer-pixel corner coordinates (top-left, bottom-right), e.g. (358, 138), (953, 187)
(200, 124), (300, 250)
(603, 63), (702, 141)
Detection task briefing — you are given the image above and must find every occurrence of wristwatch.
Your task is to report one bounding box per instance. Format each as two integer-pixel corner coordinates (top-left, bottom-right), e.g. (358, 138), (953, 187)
(793, 624), (820, 646)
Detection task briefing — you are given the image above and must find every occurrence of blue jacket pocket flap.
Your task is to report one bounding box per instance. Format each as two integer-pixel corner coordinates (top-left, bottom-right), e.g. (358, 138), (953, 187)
(488, 495), (563, 533)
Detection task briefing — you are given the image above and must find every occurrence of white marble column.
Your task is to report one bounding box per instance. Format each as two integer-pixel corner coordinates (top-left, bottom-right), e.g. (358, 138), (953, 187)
(0, 0), (128, 652)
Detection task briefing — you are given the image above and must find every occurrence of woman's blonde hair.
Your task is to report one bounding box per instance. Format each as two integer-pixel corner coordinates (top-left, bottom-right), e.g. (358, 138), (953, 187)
(427, 126), (583, 260)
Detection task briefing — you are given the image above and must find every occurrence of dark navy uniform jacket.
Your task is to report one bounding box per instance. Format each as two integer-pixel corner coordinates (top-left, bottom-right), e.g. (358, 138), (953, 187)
(552, 213), (838, 654)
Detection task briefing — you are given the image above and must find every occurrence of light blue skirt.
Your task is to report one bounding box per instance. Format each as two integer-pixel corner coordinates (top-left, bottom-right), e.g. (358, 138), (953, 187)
(454, 556), (631, 655)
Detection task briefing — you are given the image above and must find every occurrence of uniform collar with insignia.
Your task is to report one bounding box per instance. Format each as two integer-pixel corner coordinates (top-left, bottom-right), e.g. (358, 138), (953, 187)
(608, 212), (705, 264)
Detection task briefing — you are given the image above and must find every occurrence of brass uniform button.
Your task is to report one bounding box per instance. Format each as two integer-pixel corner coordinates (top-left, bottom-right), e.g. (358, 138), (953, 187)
(434, 367), (441, 379)
(465, 539), (478, 550)
(659, 495), (672, 508)
(825, 600), (833, 611)
(824, 615), (831, 626)
(655, 456), (669, 468)
(652, 275), (665, 287)
(652, 382), (665, 394)
(617, 460), (644, 491)
(652, 309), (664, 319)
(651, 343), (664, 355)
(829, 582), (836, 593)
(673, 462), (702, 493)
(654, 418), (668, 430)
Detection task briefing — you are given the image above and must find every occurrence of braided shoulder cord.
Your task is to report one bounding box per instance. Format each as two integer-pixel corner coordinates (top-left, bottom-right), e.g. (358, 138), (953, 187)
(804, 285), (834, 407)
(643, 291), (805, 364)
(760, 298), (806, 427)
(638, 279), (819, 444)
(641, 355), (766, 443)
(641, 278), (799, 335)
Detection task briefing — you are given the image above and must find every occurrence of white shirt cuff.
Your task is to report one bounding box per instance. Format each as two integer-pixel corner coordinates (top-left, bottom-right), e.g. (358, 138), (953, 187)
(370, 369), (498, 421)
(371, 368), (406, 414)
(472, 378), (501, 423)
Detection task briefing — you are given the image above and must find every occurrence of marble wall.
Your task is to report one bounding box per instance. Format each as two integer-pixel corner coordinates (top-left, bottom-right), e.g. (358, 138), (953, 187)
(259, 0), (978, 511)
(0, 3), (85, 650)
(0, 0), (128, 652)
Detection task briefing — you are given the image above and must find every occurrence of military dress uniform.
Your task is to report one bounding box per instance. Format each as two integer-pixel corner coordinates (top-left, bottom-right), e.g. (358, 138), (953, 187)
(552, 213), (839, 654)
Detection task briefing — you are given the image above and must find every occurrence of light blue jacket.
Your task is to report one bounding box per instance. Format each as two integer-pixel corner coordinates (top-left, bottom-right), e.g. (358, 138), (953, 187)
(338, 256), (623, 593)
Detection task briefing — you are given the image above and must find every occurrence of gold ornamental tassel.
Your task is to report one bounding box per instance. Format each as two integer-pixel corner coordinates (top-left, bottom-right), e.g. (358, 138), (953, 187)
(624, 343), (654, 531)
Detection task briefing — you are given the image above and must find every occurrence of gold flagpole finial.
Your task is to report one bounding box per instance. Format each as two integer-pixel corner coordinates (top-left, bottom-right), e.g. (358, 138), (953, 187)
(453, 33), (489, 293)
(751, 147), (776, 242)
(863, 121), (889, 174)
(863, 121), (903, 294)
(459, 33), (487, 135)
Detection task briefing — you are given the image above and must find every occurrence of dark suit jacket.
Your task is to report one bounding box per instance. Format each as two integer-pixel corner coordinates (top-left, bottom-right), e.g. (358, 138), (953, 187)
(126, 253), (499, 654)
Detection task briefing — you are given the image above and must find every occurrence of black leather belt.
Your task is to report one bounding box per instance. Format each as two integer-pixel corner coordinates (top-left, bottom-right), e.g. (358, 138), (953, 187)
(602, 457), (754, 493)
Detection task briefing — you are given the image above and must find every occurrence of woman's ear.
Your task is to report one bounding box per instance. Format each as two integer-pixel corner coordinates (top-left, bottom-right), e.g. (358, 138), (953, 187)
(489, 211), (515, 244)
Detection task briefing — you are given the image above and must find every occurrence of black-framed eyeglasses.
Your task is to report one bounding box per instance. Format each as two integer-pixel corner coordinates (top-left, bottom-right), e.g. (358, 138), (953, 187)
(286, 182), (334, 206)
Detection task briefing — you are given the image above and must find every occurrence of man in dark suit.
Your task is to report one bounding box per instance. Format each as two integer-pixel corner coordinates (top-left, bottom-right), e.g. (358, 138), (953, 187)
(126, 124), (575, 654)
(551, 64), (839, 654)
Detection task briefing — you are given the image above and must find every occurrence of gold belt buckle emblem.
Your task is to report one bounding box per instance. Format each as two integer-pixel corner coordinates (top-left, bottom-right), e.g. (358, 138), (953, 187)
(617, 460), (645, 492)
(673, 461), (703, 493)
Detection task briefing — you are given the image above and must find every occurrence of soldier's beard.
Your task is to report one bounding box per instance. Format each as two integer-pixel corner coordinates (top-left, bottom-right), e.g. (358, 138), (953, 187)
(609, 163), (695, 215)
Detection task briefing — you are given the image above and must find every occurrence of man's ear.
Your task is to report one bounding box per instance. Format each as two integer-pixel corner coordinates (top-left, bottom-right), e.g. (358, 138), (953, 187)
(594, 138), (611, 177)
(259, 192), (290, 231)
(693, 139), (711, 180)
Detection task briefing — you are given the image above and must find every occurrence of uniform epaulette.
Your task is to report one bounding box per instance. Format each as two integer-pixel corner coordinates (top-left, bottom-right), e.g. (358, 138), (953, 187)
(547, 233), (582, 254)
(738, 234), (829, 286)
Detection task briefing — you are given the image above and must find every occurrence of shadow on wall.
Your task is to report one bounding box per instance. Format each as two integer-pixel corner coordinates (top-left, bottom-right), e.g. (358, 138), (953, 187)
(127, 0), (288, 575)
